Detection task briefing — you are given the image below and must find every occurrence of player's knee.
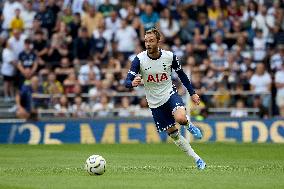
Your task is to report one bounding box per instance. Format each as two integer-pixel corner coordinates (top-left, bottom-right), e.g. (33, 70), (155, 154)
(175, 114), (187, 125)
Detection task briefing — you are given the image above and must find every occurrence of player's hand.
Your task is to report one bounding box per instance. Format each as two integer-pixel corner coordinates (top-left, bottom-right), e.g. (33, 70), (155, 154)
(191, 94), (200, 105)
(132, 76), (141, 87)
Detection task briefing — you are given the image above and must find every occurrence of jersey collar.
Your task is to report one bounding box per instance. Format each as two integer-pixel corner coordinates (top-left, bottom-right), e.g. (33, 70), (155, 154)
(147, 49), (162, 60)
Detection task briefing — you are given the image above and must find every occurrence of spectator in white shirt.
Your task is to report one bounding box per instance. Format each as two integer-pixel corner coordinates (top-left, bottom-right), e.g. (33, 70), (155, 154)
(114, 19), (138, 60)
(275, 63), (284, 117)
(158, 8), (180, 43)
(7, 29), (27, 59)
(1, 41), (17, 101)
(79, 59), (101, 86)
(209, 32), (228, 56)
(230, 99), (248, 118)
(253, 29), (267, 62)
(270, 44), (284, 72)
(250, 63), (272, 107)
(21, 0), (36, 34)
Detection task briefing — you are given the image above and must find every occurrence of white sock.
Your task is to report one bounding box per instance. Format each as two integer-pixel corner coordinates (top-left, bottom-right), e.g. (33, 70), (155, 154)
(169, 130), (200, 161)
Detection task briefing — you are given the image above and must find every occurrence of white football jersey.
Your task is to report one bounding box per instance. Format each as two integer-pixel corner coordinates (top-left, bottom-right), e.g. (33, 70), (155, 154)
(136, 49), (181, 108)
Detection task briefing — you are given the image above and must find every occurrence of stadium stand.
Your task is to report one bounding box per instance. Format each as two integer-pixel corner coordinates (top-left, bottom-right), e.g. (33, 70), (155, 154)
(0, 0), (283, 119)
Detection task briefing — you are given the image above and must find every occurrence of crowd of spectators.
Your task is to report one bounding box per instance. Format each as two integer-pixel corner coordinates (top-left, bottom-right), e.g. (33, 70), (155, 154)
(0, 0), (284, 119)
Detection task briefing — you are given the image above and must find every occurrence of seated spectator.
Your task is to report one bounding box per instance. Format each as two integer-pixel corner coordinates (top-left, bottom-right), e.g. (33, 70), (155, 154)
(158, 8), (179, 44)
(230, 99), (248, 118)
(171, 37), (185, 58)
(43, 72), (63, 94)
(179, 10), (196, 43)
(139, 4), (159, 38)
(270, 44), (284, 72)
(47, 33), (69, 67)
(92, 94), (114, 117)
(194, 13), (210, 40)
(16, 76), (44, 119)
(117, 96), (135, 117)
(63, 72), (80, 94)
(209, 32), (228, 56)
(275, 63), (284, 117)
(59, 6), (73, 24)
(69, 96), (90, 118)
(1, 41), (17, 102)
(134, 97), (151, 117)
(207, 0), (227, 29)
(54, 95), (70, 117)
(79, 58), (101, 87)
(213, 82), (230, 108)
(253, 95), (269, 118)
(210, 47), (227, 73)
(55, 57), (74, 83)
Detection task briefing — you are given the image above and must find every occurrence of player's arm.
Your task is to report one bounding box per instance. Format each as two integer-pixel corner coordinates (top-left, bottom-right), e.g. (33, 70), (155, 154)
(172, 55), (200, 105)
(124, 56), (141, 88)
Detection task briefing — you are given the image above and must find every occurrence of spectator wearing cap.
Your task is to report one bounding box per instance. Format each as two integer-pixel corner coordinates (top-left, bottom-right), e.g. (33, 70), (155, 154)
(17, 38), (38, 87)
(275, 63), (284, 117)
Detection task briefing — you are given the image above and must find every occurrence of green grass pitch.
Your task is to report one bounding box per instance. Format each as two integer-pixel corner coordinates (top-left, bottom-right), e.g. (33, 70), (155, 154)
(0, 143), (284, 189)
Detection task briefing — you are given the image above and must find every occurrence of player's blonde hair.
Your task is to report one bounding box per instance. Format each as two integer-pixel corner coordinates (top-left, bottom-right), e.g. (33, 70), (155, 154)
(145, 28), (161, 41)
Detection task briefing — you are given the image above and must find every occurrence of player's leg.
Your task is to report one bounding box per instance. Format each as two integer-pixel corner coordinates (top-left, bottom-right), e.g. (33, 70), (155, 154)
(167, 126), (206, 170)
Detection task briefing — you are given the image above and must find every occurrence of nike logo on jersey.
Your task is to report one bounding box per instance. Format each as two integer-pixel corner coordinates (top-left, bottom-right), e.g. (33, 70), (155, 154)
(147, 73), (168, 83)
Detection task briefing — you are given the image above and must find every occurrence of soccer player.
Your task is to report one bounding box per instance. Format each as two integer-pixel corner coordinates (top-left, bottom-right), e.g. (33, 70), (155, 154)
(124, 28), (206, 170)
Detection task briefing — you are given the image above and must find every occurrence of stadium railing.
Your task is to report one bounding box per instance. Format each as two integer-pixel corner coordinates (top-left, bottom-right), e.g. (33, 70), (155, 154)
(31, 91), (271, 119)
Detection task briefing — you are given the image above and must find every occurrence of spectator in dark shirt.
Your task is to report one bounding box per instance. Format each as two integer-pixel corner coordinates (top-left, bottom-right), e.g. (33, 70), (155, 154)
(34, 2), (55, 35)
(16, 76), (44, 119)
(33, 30), (48, 70)
(68, 13), (81, 39)
(73, 27), (93, 61)
(17, 39), (38, 88)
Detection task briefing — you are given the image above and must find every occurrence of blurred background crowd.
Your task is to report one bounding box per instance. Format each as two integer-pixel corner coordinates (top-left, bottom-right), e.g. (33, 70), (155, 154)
(0, 0), (284, 120)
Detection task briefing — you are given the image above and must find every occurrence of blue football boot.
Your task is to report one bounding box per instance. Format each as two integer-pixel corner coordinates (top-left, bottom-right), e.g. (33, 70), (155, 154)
(196, 159), (206, 170)
(187, 122), (203, 139)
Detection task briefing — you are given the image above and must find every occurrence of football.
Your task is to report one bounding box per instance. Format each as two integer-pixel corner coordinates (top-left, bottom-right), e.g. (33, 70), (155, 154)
(85, 155), (106, 175)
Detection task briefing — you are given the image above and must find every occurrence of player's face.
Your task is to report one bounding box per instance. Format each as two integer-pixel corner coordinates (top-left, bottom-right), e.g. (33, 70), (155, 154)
(145, 33), (159, 54)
